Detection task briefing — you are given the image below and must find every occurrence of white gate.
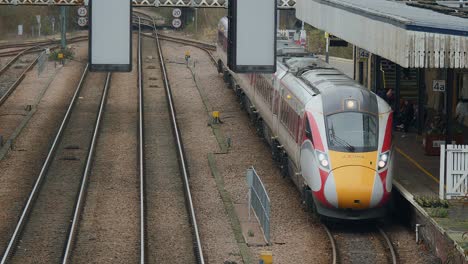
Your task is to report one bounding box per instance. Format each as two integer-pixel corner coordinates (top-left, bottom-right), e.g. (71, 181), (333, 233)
(440, 145), (468, 200)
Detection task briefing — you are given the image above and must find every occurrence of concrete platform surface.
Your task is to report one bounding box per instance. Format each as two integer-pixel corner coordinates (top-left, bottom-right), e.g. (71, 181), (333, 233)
(393, 131), (468, 262)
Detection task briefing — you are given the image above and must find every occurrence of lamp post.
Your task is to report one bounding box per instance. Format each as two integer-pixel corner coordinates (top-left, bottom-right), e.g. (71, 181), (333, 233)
(60, 6), (67, 49)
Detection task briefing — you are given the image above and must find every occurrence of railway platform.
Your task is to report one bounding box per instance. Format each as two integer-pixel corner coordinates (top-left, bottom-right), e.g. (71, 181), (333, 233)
(393, 131), (468, 263)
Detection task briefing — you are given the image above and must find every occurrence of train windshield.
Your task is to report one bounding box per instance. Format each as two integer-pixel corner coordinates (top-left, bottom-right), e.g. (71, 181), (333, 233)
(326, 112), (378, 152)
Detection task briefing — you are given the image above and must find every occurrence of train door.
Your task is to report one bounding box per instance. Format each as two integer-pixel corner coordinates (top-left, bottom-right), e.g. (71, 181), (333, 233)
(272, 87), (281, 136)
(294, 110), (304, 164)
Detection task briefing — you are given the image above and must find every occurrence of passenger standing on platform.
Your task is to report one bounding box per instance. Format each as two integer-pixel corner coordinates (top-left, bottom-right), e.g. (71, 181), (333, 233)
(400, 100), (414, 133)
(456, 100), (468, 126)
(386, 88), (394, 108)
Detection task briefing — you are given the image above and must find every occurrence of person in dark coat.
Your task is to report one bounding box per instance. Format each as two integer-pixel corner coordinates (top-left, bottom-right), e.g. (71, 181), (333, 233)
(386, 88), (394, 108)
(401, 100), (414, 132)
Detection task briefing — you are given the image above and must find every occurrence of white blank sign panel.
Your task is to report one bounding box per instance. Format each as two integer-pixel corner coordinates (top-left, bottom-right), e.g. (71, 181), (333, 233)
(90, 0), (132, 72)
(228, 0), (276, 73)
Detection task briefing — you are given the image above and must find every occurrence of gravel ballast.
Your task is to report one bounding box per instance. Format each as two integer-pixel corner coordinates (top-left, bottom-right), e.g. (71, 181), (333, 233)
(0, 41), (88, 254)
(161, 33), (440, 264)
(162, 40), (331, 263)
(143, 35), (197, 263)
(70, 38), (140, 264)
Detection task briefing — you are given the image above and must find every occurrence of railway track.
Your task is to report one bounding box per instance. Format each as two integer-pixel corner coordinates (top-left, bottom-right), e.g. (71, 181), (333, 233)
(158, 34), (216, 51)
(0, 51), (38, 107)
(0, 35), (88, 57)
(143, 25), (400, 264)
(140, 32), (217, 66)
(0, 15), (206, 263)
(0, 36), (88, 108)
(0, 66), (110, 263)
(157, 29), (402, 264)
(139, 16), (205, 263)
(323, 223), (397, 264)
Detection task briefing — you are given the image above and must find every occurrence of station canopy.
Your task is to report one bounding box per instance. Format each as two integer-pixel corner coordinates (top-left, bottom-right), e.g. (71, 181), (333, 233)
(296, 0), (468, 68)
(0, 0), (296, 9)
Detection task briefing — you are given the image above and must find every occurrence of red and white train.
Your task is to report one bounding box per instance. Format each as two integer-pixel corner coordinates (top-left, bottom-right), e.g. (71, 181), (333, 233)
(217, 17), (394, 220)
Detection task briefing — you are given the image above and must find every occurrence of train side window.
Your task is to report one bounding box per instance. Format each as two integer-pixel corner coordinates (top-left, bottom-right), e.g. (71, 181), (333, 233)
(305, 118), (313, 142)
(273, 91), (279, 115)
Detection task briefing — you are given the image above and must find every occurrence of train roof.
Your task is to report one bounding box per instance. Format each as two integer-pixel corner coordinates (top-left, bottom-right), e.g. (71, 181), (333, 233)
(277, 46), (377, 110)
(276, 40), (309, 57)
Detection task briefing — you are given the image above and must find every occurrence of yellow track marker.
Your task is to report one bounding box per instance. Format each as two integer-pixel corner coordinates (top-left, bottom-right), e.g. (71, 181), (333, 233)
(395, 147), (440, 184)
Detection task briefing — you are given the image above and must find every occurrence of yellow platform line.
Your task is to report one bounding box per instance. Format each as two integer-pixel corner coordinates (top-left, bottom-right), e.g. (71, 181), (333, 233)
(395, 147), (440, 184)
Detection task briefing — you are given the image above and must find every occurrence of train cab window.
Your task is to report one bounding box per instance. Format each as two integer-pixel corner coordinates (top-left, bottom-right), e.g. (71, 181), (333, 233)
(326, 112), (378, 152)
(305, 118), (313, 142)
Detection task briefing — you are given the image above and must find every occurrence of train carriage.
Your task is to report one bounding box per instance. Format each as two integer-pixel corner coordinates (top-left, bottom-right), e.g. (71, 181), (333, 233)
(217, 18), (393, 220)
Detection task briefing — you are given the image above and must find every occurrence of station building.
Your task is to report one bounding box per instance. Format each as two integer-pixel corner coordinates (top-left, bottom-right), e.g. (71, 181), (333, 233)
(296, 0), (468, 150)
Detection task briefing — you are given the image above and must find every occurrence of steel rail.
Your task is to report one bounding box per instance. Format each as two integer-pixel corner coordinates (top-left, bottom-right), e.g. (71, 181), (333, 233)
(378, 227), (398, 264)
(0, 36), (88, 57)
(0, 64), (89, 264)
(61, 72), (111, 264)
(152, 19), (206, 264)
(0, 36), (88, 51)
(157, 34), (216, 51)
(137, 17), (146, 264)
(324, 224), (397, 264)
(0, 53), (40, 107)
(0, 37), (89, 107)
(0, 45), (58, 57)
(322, 224), (338, 264)
(140, 33), (217, 66)
(0, 45), (39, 75)
(0, 46), (50, 58)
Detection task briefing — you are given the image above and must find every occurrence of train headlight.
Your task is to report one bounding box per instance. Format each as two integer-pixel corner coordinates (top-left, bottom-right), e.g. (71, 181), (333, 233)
(318, 153), (326, 161)
(378, 160), (386, 168)
(381, 153), (388, 162)
(378, 151), (390, 170)
(345, 99), (358, 110)
(316, 150), (330, 170)
(321, 159), (329, 167)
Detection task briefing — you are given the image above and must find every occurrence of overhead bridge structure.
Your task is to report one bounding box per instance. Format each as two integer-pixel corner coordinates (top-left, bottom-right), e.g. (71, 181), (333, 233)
(0, 0), (296, 8)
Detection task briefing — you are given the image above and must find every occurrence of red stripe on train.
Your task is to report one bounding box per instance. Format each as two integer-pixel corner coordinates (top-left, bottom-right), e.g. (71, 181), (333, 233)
(312, 169), (334, 208)
(382, 113), (393, 152)
(377, 170), (391, 207)
(307, 112), (324, 152)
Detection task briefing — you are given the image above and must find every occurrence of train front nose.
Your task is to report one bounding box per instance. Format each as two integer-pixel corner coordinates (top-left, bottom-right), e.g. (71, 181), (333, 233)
(324, 166), (383, 210)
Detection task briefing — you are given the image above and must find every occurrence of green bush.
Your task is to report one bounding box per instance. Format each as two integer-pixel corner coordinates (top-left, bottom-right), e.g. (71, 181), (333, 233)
(414, 195), (450, 208)
(49, 48), (74, 61)
(427, 207), (449, 218)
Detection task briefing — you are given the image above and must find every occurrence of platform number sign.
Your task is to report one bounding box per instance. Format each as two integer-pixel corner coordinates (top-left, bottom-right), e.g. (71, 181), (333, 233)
(172, 18), (182, 29)
(433, 80), (446, 92)
(359, 48), (369, 59)
(172, 8), (182, 18)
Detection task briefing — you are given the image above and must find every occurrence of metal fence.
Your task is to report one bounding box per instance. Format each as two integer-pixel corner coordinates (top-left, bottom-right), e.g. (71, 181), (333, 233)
(37, 51), (47, 76)
(440, 144), (468, 200)
(246, 167), (270, 244)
